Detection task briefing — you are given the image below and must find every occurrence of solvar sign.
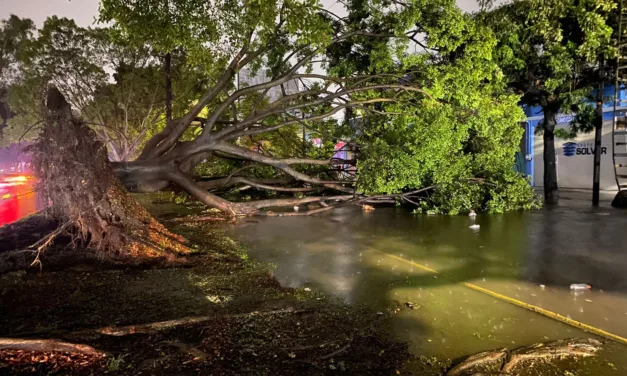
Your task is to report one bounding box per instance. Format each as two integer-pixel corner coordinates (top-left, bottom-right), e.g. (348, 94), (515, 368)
(562, 142), (607, 157)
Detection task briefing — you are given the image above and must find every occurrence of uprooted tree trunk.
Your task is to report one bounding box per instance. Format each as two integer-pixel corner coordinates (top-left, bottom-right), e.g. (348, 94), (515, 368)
(29, 87), (189, 258)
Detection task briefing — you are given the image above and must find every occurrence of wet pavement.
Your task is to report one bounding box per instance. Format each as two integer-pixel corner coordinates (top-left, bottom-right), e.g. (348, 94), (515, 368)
(229, 190), (627, 374)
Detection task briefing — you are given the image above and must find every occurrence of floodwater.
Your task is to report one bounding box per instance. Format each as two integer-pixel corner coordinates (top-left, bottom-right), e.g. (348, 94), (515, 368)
(230, 190), (627, 374)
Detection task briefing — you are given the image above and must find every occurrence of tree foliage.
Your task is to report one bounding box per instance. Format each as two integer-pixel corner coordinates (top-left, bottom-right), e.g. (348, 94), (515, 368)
(480, 0), (615, 203)
(483, 0), (614, 112)
(320, 0), (539, 213)
(0, 15), (35, 136)
(3, 16), (206, 159)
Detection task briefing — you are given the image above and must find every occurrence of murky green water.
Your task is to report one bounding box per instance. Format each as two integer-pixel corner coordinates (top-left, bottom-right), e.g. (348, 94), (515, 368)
(230, 191), (627, 374)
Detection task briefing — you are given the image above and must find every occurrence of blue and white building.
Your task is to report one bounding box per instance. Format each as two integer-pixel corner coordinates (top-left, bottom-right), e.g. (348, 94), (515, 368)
(521, 85), (626, 191)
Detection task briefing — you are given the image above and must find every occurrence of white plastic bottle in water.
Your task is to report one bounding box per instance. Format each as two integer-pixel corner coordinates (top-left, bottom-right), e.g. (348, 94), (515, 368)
(570, 284), (591, 291)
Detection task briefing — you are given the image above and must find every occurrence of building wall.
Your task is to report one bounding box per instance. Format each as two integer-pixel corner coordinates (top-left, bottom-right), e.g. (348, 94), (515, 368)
(523, 84), (626, 191)
(533, 120), (617, 191)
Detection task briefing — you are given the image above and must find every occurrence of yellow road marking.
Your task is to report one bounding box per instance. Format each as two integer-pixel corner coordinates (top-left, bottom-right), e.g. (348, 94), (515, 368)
(381, 252), (627, 346)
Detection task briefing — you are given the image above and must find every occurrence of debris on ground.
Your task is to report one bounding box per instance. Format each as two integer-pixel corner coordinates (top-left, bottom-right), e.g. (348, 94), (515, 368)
(0, 200), (417, 375)
(570, 284), (592, 291)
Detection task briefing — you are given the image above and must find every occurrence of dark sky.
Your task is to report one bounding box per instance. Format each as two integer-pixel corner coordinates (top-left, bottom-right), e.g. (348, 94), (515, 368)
(0, 0), (492, 27)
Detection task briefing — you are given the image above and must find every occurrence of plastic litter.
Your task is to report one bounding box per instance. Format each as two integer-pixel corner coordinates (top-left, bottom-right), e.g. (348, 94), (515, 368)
(570, 284), (591, 291)
(469, 224), (480, 230)
(304, 287), (311, 292)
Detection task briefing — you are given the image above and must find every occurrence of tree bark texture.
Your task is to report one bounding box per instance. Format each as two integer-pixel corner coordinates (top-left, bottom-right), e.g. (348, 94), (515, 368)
(31, 87), (189, 258)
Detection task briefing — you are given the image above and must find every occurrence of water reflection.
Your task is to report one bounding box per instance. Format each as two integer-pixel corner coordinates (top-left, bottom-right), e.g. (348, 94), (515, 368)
(230, 199), (627, 373)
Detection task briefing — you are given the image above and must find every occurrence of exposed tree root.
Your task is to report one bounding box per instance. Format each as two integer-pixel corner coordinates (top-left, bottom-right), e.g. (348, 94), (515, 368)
(446, 338), (602, 376)
(29, 87), (190, 260)
(0, 338), (106, 357)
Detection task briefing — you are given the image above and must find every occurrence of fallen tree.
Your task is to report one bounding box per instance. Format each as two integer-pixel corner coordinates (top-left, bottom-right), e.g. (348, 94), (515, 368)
(109, 68), (427, 215)
(90, 0), (538, 216)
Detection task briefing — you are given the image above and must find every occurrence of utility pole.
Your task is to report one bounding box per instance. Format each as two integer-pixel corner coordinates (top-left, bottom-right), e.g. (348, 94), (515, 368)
(592, 57), (605, 206)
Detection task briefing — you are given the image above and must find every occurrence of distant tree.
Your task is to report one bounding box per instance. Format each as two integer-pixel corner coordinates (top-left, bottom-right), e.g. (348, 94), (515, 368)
(481, 0), (615, 204)
(6, 17), (205, 159)
(0, 15), (34, 135)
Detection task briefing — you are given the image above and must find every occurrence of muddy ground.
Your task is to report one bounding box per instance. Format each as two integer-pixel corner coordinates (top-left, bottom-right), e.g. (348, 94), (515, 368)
(0, 197), (450, 376)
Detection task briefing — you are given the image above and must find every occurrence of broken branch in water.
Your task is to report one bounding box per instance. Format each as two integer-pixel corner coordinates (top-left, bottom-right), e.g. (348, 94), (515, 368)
(446, 338), (602, 376)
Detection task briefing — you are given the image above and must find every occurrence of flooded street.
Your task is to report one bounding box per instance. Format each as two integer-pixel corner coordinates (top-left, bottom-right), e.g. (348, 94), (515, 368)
(230, 191), (627, 374)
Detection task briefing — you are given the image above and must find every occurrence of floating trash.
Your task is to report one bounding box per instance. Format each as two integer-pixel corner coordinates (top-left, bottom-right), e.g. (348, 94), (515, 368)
(570, 284), (591, 291)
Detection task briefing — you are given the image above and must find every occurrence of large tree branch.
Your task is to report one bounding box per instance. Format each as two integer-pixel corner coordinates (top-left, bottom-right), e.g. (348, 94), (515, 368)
(167, 170), (238, 214)
(224, 98), (399, 140)
(198, 31), (368, 139)
(197, 177), (292, 190)
(138, 45), (255, 160)
(211, 141), (355, 193)
(199, 52), (320, 138)
(214, 177), (314, 192)
(236, 195), (354, 211)
(215, 85), (424, 140)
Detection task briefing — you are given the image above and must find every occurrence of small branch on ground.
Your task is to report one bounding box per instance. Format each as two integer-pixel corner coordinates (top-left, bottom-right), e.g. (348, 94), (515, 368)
(319, 342), (352, 360)
(0, 338), (106, 357)
(66, 308), (312, 338)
